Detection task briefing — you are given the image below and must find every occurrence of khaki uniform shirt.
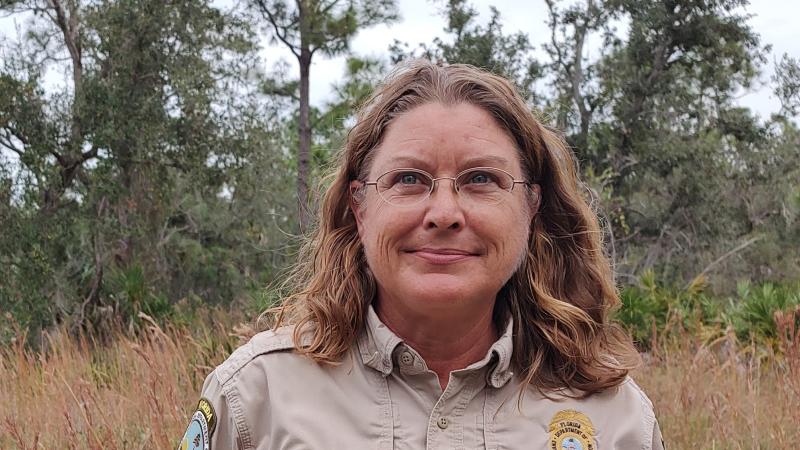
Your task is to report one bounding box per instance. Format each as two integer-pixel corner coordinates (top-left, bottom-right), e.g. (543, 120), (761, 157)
(181, 307), (664, 450)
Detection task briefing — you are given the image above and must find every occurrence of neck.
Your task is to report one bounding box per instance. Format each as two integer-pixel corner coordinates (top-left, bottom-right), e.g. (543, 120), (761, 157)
(374, 297), (498, 390)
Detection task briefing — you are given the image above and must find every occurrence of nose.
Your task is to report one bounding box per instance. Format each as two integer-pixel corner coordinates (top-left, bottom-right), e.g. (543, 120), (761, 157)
(423, 178), (465, 230)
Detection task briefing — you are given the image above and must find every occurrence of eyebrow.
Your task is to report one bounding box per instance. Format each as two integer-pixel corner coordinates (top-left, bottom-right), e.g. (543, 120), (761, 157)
(383, 155), (513, 169)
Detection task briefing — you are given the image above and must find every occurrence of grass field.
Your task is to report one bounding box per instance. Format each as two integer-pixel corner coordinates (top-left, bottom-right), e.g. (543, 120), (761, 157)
(2, 309), (798, 449)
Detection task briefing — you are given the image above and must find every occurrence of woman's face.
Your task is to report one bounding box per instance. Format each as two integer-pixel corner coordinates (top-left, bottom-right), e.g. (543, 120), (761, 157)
(352, 102), (538, 320)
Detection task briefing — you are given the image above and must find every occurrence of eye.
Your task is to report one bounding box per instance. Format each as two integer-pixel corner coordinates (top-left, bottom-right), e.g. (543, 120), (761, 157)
(398, 173), (420, 185)
(377, 170), (431, 192)
(467, 172), (492, 184)
(463, 170), (498, 185)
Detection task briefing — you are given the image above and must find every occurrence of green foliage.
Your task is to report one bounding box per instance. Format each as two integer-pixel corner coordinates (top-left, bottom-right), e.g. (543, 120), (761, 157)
(618, 273), (800, 351)
(253, 0), (398, 58)
(1, 0), (798, 347)
(619, 271), (724, 348)
(390, 0), (541, 102)
(312, 56), (386, 166)
(0, 0), (296, 341)
(729, 281), (800, 343)
(773, 53), (800, 118)
(105, 265), (174, 325)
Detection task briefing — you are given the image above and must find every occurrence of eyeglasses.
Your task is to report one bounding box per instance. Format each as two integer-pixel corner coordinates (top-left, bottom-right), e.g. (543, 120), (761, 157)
(362, 167), (530, 206)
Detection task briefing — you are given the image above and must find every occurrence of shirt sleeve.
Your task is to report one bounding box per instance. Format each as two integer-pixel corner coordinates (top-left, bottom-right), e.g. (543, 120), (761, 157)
(651, 419), (665, 450)
(177, 370), (243, 450)
(205, 370), (245, 450)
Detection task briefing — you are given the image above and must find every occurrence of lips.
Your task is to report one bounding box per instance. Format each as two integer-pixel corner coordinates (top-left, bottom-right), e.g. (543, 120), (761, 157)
(406, 247), (479, 264)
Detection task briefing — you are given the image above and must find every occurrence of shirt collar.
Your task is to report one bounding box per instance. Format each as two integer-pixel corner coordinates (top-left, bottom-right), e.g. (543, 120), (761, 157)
(356, 304), (515, 388)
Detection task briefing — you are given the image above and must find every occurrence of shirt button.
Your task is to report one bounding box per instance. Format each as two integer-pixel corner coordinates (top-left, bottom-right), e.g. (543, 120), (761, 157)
(399, 351), (414, 366)
(437, 416), (449, 429)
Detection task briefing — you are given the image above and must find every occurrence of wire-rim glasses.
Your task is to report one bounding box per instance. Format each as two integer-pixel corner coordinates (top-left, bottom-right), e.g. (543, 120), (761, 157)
(363, 167), (530, 206)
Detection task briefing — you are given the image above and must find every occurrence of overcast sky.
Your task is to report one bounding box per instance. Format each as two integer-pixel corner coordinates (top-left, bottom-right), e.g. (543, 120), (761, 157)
(264, 0), (799, 120)
(2, 0), (798, 119)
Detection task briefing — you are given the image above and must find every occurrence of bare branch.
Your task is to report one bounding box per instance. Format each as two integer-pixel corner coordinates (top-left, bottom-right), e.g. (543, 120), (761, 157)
(4, 122), (30, 144)
(545, 0), (569, 74)
(316, 0), (341, 20)
(688, 236), (763, 289)
(48, 0), (82, 88)
(0, 133), (25, 157)
(79, 145), (98, 163)
(49, 148), (66, 166)
(254, 0), (301, 58)
(46, 0), (84, 153)
(570, 1), (593, 145)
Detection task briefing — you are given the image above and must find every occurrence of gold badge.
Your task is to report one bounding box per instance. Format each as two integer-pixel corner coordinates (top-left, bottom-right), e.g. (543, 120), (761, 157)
(548, 409), (596, 450)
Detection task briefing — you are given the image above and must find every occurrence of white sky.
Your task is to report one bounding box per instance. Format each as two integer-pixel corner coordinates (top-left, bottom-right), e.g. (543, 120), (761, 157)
(264, 0), (799, 120)
(1, 0), (798, 119)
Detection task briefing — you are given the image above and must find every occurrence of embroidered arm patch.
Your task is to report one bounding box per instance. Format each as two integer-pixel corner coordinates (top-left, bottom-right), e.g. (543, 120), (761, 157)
(177, 398), (216, 450)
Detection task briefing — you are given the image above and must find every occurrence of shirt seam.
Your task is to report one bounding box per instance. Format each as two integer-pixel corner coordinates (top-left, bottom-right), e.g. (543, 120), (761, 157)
(218, 371), (253, 450)
(626, 378), (656, 450)
(217, 332), (295, 385)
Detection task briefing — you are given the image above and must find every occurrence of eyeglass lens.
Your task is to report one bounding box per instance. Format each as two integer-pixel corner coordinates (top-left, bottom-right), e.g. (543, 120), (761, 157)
(375, 168), (515, 206)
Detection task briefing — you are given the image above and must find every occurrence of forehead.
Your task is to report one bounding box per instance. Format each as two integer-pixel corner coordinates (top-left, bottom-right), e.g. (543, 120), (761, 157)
(369, 102), (522, 174)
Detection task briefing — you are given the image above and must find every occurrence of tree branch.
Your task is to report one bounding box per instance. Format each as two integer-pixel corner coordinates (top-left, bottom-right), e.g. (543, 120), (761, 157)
(49, 148), (67, 166)
(254, 0), (301, 58)
(545, 0), (569, 74)
(48, 0), (84, 151)
(79, 145), (98, 163)
(571, 11), (590, 141)
(687, 236), (763, 289)
(73, 195), (107, 332)
(317, 0), (341, 20)
(0, 133), (25, 157)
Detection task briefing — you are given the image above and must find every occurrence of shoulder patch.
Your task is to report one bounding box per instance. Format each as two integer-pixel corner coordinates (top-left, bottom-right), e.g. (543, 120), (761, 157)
(177, 398), (216, 450)
(548, 409), (596, 450)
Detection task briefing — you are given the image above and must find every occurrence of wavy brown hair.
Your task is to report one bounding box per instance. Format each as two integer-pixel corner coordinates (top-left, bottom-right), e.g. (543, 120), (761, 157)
(269, 59), (640, 395)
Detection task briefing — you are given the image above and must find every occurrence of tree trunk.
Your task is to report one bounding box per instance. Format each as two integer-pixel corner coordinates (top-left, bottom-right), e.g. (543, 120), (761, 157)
(571, 19), (590, 153)
(297, 1), (312, 232)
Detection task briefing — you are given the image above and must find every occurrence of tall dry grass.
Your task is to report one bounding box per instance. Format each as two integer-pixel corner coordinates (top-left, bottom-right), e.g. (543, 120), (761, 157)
(0, 312), (240, 450)
(635, 305), (800, 448)
(2, 308), (799, 449)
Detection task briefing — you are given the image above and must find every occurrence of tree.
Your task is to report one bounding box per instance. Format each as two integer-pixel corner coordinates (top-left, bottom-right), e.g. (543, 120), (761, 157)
(0, 0), (292, 335)
(594, 0), (770, 282)
(251, 0), (398, 231)
(390, 0), (541, 104)
(0, 0), (96, 214)
(773, 53), (800, 118)
(543, 0), (611, 155)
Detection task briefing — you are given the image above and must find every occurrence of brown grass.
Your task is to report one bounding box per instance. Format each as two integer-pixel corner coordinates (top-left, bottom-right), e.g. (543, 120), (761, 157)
(0, 312), (240, 450)
(635, 305), (800, 449)
(2, 308), (798, 449)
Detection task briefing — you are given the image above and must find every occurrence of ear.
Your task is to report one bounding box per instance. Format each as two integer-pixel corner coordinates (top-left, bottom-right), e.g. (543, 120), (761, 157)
(528, 183), (541, 215)
(349, 180), (366, 234)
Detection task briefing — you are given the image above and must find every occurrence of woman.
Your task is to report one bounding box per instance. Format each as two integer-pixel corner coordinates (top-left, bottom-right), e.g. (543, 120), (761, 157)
(178, 60), (664, 450)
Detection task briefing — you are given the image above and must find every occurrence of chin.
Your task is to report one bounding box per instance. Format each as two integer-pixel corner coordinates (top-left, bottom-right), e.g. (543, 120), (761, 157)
(406, 274), (487, 305)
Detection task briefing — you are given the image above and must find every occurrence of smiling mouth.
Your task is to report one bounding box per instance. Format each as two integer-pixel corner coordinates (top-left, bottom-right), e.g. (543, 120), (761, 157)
(406, 248), (479, 265)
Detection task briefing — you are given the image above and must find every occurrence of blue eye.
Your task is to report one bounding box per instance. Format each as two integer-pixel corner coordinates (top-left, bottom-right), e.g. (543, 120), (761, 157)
(468, 173), (491, 184)
(463, 170), (497, 185)
(399, 173), (419, 185)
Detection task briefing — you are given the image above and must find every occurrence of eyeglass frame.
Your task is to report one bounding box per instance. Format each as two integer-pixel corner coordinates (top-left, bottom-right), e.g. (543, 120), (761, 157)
(359, 166), (533, 206)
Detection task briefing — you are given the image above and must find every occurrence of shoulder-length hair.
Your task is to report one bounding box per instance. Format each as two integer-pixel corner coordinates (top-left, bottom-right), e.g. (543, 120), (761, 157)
(270, 59), (640, 395)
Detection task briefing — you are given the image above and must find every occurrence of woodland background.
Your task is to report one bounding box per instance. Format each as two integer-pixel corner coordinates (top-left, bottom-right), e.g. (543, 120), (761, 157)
(0, 0), (799, 448)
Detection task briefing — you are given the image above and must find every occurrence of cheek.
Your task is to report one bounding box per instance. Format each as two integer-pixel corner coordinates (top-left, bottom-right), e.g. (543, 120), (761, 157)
(489, 205), (532, 264)
(364, 228), (393, 267)
(358, 203), (415, 267)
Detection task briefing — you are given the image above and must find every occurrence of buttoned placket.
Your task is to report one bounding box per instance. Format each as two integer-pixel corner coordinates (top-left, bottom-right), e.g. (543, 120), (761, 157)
(432, 370), (487, 449)
(359, 307), (515, 450)
(390, 344), (488, 450)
